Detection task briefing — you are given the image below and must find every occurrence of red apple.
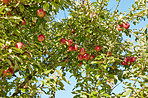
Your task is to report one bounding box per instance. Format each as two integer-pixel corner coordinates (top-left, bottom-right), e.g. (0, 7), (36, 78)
(71, 29), (75, 34)
(22, 19), (26, 25)
(78, 62), (82, 66)
(121, 61), (128, 65)
(15, 42), (25, 49)
(60, 38), (66, 45)
(130, 57), (136, 62)
(24, 84), (27, 88)
(68, 46), (74, 51)
(117, 24), (123, 31)
(44, 51), (47, 54)
(83, 53), (89, 61)
(73, 44), (78, 50)
(79, 48), (85, 55)
(125, 56), (130, 62)
(123, 22), (130, 29)
(90, 55), (94, 60)
(38, 34), (45, 42)
(66, 39), (73, 46)
(78, 54), (83, 61)
(95, 46), (101, 52)
(65, 59), (69, 63)
(107, 51), (111, 57)
(37, 8), (46, 17)
(7, 68), (13, 74)
(2, 0), (9, 4)
(7, 12), (11, 16)
(3, 70), (7, 76)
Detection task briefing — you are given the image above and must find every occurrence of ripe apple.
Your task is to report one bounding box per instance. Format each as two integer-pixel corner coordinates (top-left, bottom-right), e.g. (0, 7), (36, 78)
(15, 42), (25, 49)
(90, 55), (94, 60)
(79, 48), (85, 55)
(2, 0), (9, 4)
(83, 53), (89, 61)
(37, 9), (46, 17)
(78, 54), (83, 61)
(24, 84), (27, 88)
(3, 70), (7, 76)
(66, 39), (73, 46)
(60, 38), (66, 45)
(71, 29), (75, 34)
(95, 46), (101, 52)
(107, 51), (111, 57)
(78, 62), (82, 66)
(44, 51), (47, 54)
(7, 68), (13, 74)
(22, 19), (26, 25)
(7, 12), (11, 16)
(121, 61), (128, 65)
(130, 57), (136, 62)
(73, 44), (78, 50)
(123, 22), (130, 29)
(125, 57), (130, 62)
(38, 34), (45, 42)
(117, 24), (123, 31)
(65, 59), (69, 63)
(68, 46), (74, 51)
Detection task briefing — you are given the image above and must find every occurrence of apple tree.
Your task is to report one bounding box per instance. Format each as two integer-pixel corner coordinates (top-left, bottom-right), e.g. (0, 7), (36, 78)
(0, 0), (148, 97)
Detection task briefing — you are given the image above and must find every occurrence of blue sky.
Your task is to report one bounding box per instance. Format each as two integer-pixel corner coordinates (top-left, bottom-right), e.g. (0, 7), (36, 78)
(41, 0), (147, 98)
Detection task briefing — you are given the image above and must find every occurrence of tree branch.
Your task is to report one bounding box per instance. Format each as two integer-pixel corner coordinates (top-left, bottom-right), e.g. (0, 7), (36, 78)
(11, 70), (37, 97)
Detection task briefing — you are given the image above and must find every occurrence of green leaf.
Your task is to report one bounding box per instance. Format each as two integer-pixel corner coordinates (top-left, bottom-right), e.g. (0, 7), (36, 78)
(123, 89), (132, 96)
(19, 4), (25, 12)
(43, 2), (50, 11)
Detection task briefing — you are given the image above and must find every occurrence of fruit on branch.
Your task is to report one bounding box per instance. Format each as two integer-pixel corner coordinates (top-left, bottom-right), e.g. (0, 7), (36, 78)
(65, 59), (69, 63)
(38, 34), (45, 42)
(22, 19), (26, 25)
(90, 55), (94, 60)
(95, 46), (101, 52)
(83, 53), (89, 61)
(125, 56), (130, 62)
(44, 51), (47, 54)
(68, 46), (74, 51)
(79, 48), (85, 55)
(117, 24), (123, 31)
(130, 57), (136, 62)
(7, 68), (13, 75)
(37, 8), (46, 17)
(123, 22), (130, 29)
(66, 39), (73, 46)
(107, 51), (111, 57)
(73, 44), (78, 50)
(121, 61), (128, 65)
(7, 12), (11, 16)
(78, 62), (82, 66)
(15, 42), (25, 49)
(1, 0), (9, 4)
(60, 38), (66, 45)
(3, 70), (7, 76)
(78, 54), (83, 61)
(71, 29), (75, 34)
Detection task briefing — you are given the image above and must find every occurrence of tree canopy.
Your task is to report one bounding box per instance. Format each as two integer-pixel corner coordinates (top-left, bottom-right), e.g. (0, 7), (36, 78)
(0, 0), (147, 97)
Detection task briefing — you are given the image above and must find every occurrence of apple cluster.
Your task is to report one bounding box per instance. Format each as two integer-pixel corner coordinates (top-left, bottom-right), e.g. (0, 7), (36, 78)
(2, 0), (46, 77)
(117, 22), (130, 31)
(121, 56), (136, 66)
(60, 37), (112, 66)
